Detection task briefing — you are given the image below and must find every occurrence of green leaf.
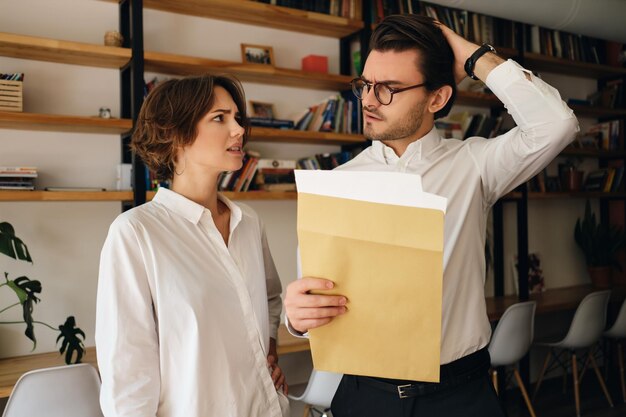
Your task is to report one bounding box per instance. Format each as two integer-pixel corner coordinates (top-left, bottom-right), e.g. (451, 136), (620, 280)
(10, 276), (42, 347)
(56, 316), (86, 365)
(0, 222), (32, 263)
(574, 200), (626, 267)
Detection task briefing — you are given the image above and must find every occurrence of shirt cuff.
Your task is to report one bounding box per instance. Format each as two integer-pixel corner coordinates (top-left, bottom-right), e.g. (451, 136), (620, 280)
(285, 316), (309, 338)
(485, 59), (531, 94)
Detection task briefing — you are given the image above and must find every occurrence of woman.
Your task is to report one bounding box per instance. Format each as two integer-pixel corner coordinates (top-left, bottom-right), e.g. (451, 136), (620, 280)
(96, 74), (289, 417)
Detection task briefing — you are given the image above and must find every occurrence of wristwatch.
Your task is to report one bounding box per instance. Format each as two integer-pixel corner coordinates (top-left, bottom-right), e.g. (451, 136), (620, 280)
(464, 44), (497, 80)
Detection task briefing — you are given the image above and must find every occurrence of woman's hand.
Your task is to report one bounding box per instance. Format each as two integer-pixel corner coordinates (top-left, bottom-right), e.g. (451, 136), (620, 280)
(268, 338), (288, 394)
(267, 353), (288, 395)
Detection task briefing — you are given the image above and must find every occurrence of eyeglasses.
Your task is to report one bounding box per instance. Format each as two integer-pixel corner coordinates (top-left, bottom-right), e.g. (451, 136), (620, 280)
(350, 78), (428, 105)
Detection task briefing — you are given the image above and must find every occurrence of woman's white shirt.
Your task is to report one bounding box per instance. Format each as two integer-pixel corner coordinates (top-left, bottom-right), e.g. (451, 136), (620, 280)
(96, 187), (287, 417)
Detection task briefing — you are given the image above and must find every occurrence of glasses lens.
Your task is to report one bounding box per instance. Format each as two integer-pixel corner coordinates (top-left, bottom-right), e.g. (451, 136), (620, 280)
(351, 79), (367, 100)
(374, 83), (392, 105)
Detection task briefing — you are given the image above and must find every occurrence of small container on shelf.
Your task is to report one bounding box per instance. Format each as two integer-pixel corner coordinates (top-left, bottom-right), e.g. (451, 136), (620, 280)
(0, 79), (23, 112)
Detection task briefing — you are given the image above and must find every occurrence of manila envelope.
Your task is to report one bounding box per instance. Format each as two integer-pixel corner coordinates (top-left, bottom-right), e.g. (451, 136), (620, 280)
(296, 170), (445, 382)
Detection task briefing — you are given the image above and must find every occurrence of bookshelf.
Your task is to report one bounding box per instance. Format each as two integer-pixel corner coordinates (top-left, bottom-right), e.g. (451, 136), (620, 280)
(138, 0), (364, 38)
(144, 50), (354, 91)
(523, 52), (626, 79)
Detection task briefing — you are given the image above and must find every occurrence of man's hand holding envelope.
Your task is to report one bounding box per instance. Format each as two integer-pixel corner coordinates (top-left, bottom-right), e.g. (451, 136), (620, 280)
(286, 170), (447, 382)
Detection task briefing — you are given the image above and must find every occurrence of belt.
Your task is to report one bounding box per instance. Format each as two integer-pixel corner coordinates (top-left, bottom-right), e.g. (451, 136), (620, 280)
(357, 348), (490, 399)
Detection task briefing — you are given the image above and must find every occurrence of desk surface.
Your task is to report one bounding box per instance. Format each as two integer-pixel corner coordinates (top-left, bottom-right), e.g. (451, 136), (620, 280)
(485, 284), (625, 321)
(0, 324), (309, 398)
(0, 284), (622, 398)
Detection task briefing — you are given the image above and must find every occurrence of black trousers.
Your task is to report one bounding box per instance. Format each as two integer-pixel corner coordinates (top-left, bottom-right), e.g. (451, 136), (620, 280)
(330, 348), (507, 417)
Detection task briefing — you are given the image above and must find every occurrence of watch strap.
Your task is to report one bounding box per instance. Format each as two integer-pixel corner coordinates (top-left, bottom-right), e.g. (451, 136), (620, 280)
(464, 44), (496, 80)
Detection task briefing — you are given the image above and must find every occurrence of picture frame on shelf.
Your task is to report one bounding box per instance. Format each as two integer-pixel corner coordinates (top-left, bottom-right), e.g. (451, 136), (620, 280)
(241, 44), (275, 66)
(249, 100), (275, 119)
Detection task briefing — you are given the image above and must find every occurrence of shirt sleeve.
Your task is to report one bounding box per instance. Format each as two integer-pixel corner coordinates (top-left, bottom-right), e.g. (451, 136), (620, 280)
(261, 223), (282, 341)
(466, 59), (580, 205)
(285, 246), (309, 338)
(96, 217), (160, 417)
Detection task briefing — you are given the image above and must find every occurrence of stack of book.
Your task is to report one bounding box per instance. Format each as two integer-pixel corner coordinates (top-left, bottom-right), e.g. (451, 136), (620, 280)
(248, 117), (294, 129)
(581, 120), (623, 151)
(584, 167), (625, 192)
(252, 158), (296, 192)
(436, 112), (503, 140)
(252, 0), (362, 19)
(0, 167), (37, 190)
(297, 151), (354, 170)
(219, 151), (262, 192)
(295, 93), (362, 135)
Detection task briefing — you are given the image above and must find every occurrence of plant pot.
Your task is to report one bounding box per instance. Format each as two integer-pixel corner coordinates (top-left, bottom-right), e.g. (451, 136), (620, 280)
(588, 266), (612, 288)
(560, 169), (583, 192)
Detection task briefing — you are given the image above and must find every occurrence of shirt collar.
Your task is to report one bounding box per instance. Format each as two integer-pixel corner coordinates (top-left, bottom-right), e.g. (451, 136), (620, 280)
(372, 126), (441, 165)
(152, 187), (242, 226)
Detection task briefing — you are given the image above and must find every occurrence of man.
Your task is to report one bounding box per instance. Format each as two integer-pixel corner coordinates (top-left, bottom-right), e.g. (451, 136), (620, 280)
(285, 14), (578, 417)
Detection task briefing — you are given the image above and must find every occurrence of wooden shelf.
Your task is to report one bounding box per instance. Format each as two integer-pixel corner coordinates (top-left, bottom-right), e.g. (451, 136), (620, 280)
(560, 146), (626, 159)
(141, 0), (363, 38)
(524, 52), (626, 79)
(145, 50), (352, 91)
(502, 191), (626, 201)
(455, 90), (502, 108)
(0, 32), (130, 68)
(0, 191), (133, 202)
(570, 104), (626, 118)
(0, 112), (132, 134)
(146, 191), (297, 201)
(250, 127), (364, 145)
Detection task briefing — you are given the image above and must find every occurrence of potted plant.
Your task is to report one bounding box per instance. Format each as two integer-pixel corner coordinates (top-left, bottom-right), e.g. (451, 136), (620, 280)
(574, 201), (626, 288)
(0, 221), (85, 364)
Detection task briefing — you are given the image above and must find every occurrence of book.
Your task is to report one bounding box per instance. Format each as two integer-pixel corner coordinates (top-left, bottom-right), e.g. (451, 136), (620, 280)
(584, 170), (608, 191)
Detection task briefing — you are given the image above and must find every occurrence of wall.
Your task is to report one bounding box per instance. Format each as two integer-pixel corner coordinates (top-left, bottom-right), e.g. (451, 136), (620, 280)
(0, 0), (605, 387)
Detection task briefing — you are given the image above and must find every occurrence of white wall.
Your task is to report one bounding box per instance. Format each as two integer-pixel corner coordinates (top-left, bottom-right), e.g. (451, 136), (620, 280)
(0, 0), (603, 386)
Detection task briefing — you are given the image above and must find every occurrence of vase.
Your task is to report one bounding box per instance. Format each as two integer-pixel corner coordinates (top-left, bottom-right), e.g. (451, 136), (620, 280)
(588, 266), (612, 288)
(560, 169), (583, 192)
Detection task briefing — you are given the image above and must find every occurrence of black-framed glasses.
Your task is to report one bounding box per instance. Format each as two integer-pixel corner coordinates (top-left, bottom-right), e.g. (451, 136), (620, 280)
(350, 78), (428, 105)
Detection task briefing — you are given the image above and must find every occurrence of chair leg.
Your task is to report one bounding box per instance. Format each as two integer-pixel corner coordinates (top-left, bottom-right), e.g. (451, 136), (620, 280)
(513, 368), (537, 417)
(302, 404), (311, 417)
(589, 350), (614, 408)
(572, 352), (581, 417)
(491, 369), (499, 395)
(533, 350), (551, 401)
(618, 341), (626, 404)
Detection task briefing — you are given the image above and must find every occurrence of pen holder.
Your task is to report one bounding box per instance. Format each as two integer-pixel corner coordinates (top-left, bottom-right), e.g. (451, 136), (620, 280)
(0, 79), (23, 112)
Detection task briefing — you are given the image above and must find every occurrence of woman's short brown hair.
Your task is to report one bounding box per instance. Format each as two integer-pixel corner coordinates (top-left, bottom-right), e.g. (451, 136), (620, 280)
(131, 74), (250, 180)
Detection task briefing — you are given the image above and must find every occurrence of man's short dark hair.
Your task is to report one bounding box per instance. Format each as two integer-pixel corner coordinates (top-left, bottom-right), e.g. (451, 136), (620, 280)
(369, 14), (456, 119)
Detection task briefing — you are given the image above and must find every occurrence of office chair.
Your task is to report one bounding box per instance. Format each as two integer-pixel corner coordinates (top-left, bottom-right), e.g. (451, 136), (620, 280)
(288, 369), (343, 417)
(489, 301), (537, 417)
(2, 363), (103, 417)
(533, 290), (613, 417)
(604, 297), (626, 403)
